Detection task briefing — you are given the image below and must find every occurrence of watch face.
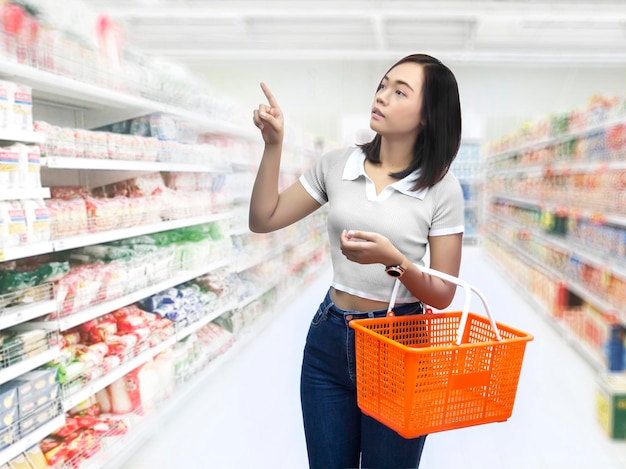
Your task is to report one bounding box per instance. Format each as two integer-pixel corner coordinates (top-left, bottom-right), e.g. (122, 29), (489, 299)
(386, 267), (402, 277)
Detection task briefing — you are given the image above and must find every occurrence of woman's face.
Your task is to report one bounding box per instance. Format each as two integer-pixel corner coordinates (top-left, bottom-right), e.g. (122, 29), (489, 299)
(370, 62), (424, 139)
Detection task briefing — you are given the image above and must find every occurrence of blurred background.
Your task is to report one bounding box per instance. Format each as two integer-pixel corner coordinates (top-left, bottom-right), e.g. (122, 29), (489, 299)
(1, 1), (626, 468)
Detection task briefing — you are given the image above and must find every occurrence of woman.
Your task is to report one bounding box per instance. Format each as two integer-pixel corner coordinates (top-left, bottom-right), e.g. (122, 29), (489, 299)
(250, 54), (464, 468)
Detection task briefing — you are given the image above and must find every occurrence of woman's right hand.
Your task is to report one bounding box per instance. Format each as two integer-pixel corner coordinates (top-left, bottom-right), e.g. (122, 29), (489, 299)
(253, 82), (284, 145)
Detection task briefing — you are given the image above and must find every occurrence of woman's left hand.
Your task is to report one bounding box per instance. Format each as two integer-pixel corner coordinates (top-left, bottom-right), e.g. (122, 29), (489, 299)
(340, 229), (402, 266)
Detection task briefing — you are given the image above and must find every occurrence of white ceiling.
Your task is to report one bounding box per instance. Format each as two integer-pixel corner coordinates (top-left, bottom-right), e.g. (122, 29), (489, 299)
(82, 0), (626, 66)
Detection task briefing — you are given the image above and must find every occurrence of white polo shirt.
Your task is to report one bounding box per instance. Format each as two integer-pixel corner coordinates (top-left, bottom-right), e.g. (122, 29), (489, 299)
(299, 147), (465, 304)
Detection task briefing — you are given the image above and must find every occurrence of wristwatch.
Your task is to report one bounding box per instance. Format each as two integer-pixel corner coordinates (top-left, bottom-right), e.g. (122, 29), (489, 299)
(385, 258), (410, 278)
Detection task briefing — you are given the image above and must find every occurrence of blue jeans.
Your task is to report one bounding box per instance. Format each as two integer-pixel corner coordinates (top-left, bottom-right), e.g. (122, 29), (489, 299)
(300, 289), (427, 469)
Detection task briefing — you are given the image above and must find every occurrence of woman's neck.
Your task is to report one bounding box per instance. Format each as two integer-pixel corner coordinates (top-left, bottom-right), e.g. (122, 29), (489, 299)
(378, 137), (415, 171)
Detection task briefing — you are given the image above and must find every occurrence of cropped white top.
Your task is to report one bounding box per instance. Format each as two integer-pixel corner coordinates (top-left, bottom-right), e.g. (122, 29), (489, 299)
(299, 147), (465, 304)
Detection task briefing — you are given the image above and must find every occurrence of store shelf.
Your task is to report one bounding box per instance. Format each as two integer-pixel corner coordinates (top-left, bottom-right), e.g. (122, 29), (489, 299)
(0, 213), (231, 262)
(491, 194), (626, 228)
(42, 156), (232, 174)
(237, 281), (280, 310)
(0, 415), (65, 466)
(0, 242), (54, 263)
(489, 212), (626, 280)
(0, 299), (56, 330)
(175, 300), (238, 341)
(0, 129), (45, 144)
(487, 114), (626, 160)
(0, 347), (60, 386)
(62, 335), (177, 411)
(81, 298), (284, 469)
(488, 252), (606, 373)
(485, 230), (621, 318)
(0, 58), (258, 141)
(0, 188), (50, 200)
(52, 212), (232, 253)
(49, 258), (233, 331)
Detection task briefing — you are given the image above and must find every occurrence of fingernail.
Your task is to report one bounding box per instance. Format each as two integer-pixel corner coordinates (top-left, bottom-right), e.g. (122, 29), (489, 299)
(260, 111), (267, 118)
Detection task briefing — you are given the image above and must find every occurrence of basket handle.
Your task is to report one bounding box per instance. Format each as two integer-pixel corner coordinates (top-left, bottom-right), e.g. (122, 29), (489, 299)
(388, 264), (502, 345)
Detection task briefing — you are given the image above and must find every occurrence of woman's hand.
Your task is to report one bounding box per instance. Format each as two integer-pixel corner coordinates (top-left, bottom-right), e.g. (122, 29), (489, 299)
(252, 82), (284, 145)
(340, 229), (403, 267)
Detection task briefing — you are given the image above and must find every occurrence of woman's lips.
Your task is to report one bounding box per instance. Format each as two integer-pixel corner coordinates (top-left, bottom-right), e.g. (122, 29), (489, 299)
(371, 107), (385, 119)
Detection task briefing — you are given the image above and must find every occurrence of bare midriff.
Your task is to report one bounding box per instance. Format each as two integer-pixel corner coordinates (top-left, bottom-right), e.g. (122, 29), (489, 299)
(330, 287), (390, 313)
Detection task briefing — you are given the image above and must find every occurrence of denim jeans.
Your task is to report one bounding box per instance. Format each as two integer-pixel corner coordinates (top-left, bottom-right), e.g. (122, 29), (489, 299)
(300, 289), (427, 469)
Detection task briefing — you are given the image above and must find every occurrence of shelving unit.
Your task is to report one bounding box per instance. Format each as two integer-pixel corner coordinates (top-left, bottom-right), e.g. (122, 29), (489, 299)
(482, 102), (626, 380)
(451, 141), (482, 245)
(0, 30), (329, 469)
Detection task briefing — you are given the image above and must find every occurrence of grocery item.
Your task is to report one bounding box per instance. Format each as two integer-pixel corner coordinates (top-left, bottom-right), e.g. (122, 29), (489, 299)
(24, 445), (50, 469)
(0, 81), (13, 129)
(25, 144), (41, 188)
(8, 453), (32, 469)
(11, 83), (33, 132)
(0, 145), (20, 190)
(22, 199), (51, 244)
(0, 201), (27, 248)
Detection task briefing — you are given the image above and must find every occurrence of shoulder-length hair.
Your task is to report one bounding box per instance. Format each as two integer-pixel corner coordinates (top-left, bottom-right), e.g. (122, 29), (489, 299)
(358, 54), (461, 191)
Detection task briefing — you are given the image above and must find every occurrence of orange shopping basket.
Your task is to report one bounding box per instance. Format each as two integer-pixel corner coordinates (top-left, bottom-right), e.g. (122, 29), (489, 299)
(349, 265), (533, 439)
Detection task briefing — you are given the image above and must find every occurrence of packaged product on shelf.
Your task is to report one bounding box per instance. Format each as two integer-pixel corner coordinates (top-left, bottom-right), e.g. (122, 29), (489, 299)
(54, 265), (103, 316)
(14, 143), (29, 190)
(25, 144), (41, 188)
(19, 400), (59, 438)
(0, 423), (18, 451)
(22, 199), (51, 244)
(0, 258), (69, 295)
(7, 453), (32, 469)
(0, 144), (20, 190)
(129, 116), (152, 137)
(45, 197), (88, 239)
(157, 140), (177, 162)
(154, 349), (175, 400)
(11, 83), (33, 132)
(0, 80), (14, 130)
(163, 172), (198, 191)
(172, 120), (193, 144)
(0, 201), (27, 248)
(149, 113), (178, 141)
(24, 445), (50, 469)
(108, 376), (133, 414)
(0, 406), (17, 433)
(95, 388), (111, 414)
(88, 129), (108, 159)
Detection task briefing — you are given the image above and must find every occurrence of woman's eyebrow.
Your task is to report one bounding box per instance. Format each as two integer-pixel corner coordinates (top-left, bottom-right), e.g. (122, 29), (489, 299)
(382, 75), (414, 91)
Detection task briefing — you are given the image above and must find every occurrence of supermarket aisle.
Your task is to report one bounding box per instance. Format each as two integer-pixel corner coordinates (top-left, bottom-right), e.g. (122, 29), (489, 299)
(121, 246), (626, 469)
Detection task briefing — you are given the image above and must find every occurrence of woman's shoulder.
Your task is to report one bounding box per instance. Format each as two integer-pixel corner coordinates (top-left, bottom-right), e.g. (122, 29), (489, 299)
(321, 146), (358, 161)
(313, 146), (359, 169)
(429, 169), (463, 200)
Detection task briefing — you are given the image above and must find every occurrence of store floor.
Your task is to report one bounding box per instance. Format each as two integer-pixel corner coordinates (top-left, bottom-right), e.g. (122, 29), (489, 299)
(120, 246), (626, 469)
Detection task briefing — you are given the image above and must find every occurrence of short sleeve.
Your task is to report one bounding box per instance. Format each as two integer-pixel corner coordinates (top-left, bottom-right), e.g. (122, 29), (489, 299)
(299, 152), (332, 205)
(429, 172), (465, 236)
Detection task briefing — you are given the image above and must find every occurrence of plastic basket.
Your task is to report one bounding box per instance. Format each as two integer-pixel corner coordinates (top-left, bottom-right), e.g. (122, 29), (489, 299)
(349, 265), (533, 439)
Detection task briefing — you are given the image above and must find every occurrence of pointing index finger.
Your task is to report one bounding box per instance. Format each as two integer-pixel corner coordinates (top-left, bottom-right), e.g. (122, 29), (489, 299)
(260, 82), (279, 108)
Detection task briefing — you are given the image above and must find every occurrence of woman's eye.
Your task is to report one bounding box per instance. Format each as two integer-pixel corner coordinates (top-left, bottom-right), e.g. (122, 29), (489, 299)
(377, 83), (385, 91)
(396, 90), (406, 97)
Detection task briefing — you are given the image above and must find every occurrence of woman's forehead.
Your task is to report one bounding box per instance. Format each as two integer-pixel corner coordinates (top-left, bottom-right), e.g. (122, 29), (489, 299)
(384, 62), (424, 87)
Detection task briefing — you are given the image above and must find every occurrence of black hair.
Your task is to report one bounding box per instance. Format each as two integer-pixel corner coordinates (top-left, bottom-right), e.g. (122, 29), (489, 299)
(358, 54), (462, 191)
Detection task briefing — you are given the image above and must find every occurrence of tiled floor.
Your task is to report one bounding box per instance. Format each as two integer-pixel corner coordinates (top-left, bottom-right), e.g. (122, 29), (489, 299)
(120, 246), (626, 469)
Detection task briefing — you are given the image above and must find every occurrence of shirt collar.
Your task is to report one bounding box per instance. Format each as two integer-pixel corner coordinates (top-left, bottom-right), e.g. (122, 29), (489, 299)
(342, 148), (428, 200)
